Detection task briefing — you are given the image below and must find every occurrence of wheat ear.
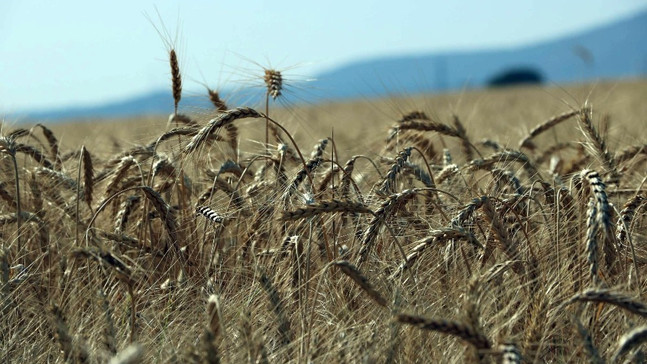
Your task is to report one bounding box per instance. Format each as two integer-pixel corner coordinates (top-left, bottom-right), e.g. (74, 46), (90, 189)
(333, 260), (388, 307)
(393, 228), (481, 275)
(397, 110), (430, 123)
(617, 194), (646, 244)
(196, 206), (225, 224)
(281, 200), (372, 220)
(378, 147), (412, 196)
(81, 146), (94, 209)
(170, 49), (182, 113)
(259, 271), (292, 346)
(184, 107), (263, 154)
(563, 288), (647, 318)
(357, 189), (417, 264)
(452, 114), (473, 160)
(519, 109), (581, 149)
(115, 195), (141, 234)
(396, 314), (491, 350)
(35, 123), (62, 168)
(578, 107), (620, 183)
(499, 342), (522, 364)
(98, 288), (117, 355)
(612, 326), (647, 363)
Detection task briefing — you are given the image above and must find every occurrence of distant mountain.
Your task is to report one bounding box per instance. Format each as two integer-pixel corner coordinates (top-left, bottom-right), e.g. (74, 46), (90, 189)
(21, 9), (647, 121)
(312, 9), (646, 98)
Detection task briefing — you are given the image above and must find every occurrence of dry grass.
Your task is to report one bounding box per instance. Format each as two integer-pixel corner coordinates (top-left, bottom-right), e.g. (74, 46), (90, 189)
(2, 74), (647, 363)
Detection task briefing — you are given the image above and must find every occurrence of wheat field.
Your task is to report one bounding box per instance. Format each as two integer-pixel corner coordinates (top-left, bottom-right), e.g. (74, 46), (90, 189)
(2, 56), (647, 364)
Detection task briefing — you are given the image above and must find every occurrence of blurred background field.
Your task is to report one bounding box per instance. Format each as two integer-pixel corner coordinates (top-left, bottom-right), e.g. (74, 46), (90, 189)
(46, 79), (647, 161)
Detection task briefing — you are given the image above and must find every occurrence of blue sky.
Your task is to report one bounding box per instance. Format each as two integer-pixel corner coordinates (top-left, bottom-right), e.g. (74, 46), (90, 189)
(1, 0), (646, 113)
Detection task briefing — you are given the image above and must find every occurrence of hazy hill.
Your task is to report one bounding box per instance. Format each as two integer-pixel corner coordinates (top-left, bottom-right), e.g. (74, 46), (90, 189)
(22, 9), (647, 121)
